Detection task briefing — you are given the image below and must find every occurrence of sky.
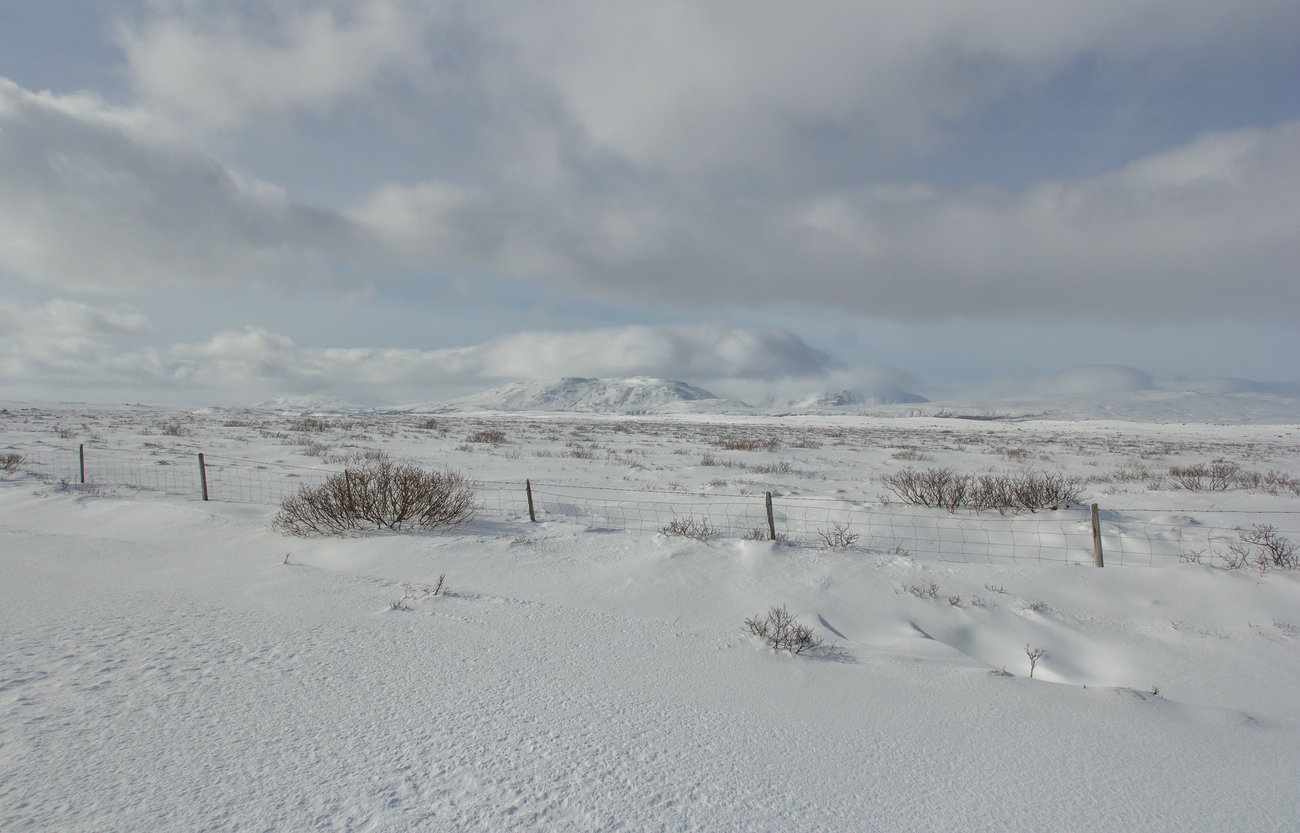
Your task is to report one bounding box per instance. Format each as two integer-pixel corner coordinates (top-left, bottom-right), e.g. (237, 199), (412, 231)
(0, 0), (1298, 406)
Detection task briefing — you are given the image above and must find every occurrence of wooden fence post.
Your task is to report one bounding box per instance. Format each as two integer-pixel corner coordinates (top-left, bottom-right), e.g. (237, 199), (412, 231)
(79, 444), (85, 484)
(526, 479), (536, 522)
(1091, 503), (1104, 567)
(198, 453), (209, 501)
(765, 491), (776, 541)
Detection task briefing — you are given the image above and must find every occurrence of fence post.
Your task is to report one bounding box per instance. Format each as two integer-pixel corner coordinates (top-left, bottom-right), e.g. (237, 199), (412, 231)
(526, 478), (536, 522)
(765, 491), (776, 541)
(79, 444), (85, 484)
(198, 453), (209, 501)
(1090, 503), (1104, 567)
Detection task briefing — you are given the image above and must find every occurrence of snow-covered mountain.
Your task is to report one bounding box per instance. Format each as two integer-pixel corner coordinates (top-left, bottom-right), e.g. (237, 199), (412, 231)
(251, 395), (365, 412)
(790, 389), (929, 409)
(423, 377), (747, 414)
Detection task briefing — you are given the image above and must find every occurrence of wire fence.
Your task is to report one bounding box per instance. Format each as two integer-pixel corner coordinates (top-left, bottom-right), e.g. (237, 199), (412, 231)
(8, 443), (1299, 567)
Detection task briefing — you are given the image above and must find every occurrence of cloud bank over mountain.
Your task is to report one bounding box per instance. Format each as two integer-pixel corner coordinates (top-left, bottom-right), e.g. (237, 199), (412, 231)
(0, 299), (849, 404)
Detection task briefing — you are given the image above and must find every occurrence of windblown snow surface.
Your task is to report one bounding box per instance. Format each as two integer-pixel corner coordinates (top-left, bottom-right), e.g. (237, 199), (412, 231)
(3, 400), (1300, 831)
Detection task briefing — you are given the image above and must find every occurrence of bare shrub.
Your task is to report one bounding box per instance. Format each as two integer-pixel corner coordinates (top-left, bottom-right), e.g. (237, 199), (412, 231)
(53, 425), (77, 439)
(324, 448), (388, 466)
(1025, 644), (1045, 678)
(1262, 471), (1300, 496)
(1169, 464), (1208, 491)
(1230, 524), (1297, 571)
(1207, 460), (1240, 491)
(904, 581), (940, 600)
(1, 452), (23, 474)
(984, 583), (1006, 594)
(1015, 471), (1083, 511)
(947, 595), (962, 607)
(661, 515), (718, 538)
(699, 452), (739, 468)
(744, 604), (823, 654)
(817, 522), (860, 550)
(890, 448), (931, 461)
(1023, 601), (1046, 612)
(884, 467), (1081, 513)
(566, 447), (596, 459)
(274, 458), (477, 536)
(880, 467), (968, 511)
(716, 435), (780, 452)
(749, 461), (792, 475)
(160, 421), (189, 437)
(467, 429), (506, 444)
(1219, 547), (1252, 570)
(291, 417), (330, 432)
(417, 418), (439, 430)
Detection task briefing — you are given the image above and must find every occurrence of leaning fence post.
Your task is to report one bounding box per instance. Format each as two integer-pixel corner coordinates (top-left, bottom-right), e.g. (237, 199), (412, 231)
(765, 491), (776, 541)
(526, 478), (536, 522)
(79, 444), (85, 484)
(198, 453), (209, 501)
(1090, 503), (1104, 567)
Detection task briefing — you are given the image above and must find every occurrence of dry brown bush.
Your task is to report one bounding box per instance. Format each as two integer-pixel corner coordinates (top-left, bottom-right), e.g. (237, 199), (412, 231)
(715, 435), (781, 452)
(1228, 524), (1297, 572)
(745, 604), (822, 654)
(817, 522), (860, 550)
(275, 457), (476, 536)
(661, 515), (718, 538)
(882, 467), (1081, 513)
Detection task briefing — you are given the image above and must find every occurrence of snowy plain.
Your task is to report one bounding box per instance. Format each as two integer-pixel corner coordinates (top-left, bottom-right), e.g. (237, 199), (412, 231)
(3, 391), (1300, 831)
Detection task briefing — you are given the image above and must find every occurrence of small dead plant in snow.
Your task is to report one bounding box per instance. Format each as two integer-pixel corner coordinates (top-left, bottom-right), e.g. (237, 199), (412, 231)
(817, 521), (860, 550)
(904, 581), (940, 600)
(745, 604), (823, 655)
(1232, 524), (1297, 572)
(1025, 644), (1045, 678)
(661, 515), (718, 538)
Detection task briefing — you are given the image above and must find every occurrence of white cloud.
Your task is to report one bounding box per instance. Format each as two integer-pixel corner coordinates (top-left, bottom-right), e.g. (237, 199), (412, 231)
(120, 0), (431, 127)
(4, 2), (1298, 323)
(0, 79), (369, 291)
(0, 300), (839, 404)
(119, 0), (1300, 177)
(0, 297), (160, 387)
(355, 119), (1300, 320)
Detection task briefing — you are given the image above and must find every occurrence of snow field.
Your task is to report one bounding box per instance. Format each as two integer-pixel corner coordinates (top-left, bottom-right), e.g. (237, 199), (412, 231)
(3, 403), (1300, 830)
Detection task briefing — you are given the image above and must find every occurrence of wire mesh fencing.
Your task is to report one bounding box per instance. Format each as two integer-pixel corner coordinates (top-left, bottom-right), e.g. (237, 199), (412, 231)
(8, 443), (1298, 567)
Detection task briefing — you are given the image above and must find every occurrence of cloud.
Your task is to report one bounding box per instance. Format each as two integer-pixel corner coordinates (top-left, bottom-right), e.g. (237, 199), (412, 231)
(120, 0), (1300, 178)
(0, 78), (370, 291)
(0, 300), (838, 403)
(356, 119), (1300, 320)
(0, 297), (159, 387)
(120, 0), (432, 127)
(5, 2), (1298, 321)
(1034, 366), (1155, 396)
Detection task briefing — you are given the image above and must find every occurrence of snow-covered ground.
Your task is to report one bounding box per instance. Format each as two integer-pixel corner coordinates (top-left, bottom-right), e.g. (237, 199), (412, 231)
(3, 399), (1300, 831)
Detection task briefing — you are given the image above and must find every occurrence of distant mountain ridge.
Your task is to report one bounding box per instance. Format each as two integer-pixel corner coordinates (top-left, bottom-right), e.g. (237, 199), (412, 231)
(422, 377), (742, 414)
